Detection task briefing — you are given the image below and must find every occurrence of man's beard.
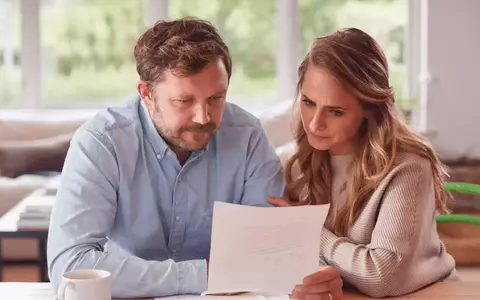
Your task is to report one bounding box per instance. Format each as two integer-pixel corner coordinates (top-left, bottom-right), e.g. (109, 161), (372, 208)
(153, 106), (217, 151)
(157, 122), (217, 151)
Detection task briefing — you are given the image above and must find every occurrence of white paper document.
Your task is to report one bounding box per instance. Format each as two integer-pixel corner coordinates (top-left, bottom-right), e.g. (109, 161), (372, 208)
(203, 202), (330, 295)
(156, 293), (290, 300)
(155, 293), (290, 300)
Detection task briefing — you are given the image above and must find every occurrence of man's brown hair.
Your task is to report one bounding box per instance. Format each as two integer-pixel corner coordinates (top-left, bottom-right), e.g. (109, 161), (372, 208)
(134, 17), (232, 87)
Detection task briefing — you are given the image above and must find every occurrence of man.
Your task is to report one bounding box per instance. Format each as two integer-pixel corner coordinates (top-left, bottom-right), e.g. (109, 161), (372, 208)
(47, 17), (285, 298)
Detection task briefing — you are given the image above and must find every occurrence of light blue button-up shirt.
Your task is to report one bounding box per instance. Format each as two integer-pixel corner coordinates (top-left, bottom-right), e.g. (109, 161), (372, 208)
(47, 97), (285, 298)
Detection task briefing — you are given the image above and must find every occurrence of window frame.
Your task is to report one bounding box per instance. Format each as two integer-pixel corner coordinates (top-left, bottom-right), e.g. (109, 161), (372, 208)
(3, 0), (413, 124)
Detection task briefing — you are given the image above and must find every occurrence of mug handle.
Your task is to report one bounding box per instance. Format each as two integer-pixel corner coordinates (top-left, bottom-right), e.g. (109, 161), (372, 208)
(57, 281), (74, 300)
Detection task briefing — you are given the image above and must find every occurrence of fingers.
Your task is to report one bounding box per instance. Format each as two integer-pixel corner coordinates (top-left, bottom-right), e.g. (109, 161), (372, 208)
(303, 266), (340, 285)
(301, 282), (329, 294)
(317, 278), (342, 300)
(297, 266), (343, 300)
(330, 282), (343, 300)
(301, 277), (343, 294)
(301, 292), (322, 300)
(268, 196), (292, 207)
(293, 291), (336, 300)
(303, 294), (331, 300)
(291, 285), (304, 300)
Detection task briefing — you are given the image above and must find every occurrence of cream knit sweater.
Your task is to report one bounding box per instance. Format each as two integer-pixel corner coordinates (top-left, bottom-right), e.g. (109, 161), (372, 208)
(319, 152), (457, 298)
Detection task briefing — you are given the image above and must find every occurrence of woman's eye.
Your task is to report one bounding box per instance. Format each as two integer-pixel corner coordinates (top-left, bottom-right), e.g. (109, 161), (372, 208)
(302, 99), (314, 107)
(330, 109), (344, 117)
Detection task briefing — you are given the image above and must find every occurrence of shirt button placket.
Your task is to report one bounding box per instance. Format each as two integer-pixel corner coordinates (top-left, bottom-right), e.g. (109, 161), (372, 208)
(171, 175), (186, 259)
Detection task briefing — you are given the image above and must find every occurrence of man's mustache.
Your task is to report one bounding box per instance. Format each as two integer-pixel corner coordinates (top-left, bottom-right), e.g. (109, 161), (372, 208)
(181, 122), (217, 133)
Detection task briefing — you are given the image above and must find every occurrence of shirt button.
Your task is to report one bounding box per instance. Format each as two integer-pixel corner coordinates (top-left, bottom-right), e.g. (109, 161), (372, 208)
(172, 249), (177, 253)
(175, 216), (181, 223)
(156, 154), (162, 160)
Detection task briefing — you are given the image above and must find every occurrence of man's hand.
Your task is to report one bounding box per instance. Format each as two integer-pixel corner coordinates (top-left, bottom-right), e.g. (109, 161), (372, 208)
(291, 266), (343, 300)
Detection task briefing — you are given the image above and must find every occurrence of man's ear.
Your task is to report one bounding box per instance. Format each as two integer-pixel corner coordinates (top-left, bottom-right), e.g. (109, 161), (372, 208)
(137, 80), (154, 110)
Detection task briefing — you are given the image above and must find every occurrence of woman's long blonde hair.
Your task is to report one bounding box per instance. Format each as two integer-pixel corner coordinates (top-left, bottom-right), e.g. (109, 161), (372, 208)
(284, 28), (450, 236)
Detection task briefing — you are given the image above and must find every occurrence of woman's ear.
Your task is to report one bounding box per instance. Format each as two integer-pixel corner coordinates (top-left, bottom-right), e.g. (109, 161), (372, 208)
(364, 108), (374, 121)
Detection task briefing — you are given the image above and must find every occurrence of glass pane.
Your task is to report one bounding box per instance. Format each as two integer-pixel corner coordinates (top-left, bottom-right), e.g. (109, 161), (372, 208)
(171, 0), (277, 113)
(0, 0), (21, 108)
(300, 0), (409, 108)
(41, 0), (148, 108)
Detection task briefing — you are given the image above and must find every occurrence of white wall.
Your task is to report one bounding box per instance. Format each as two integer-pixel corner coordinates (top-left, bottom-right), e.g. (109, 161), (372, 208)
(423, 0), (480, 161)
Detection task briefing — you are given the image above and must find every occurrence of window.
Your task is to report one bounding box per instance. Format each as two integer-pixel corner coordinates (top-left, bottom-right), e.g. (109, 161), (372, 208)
(300, 0), (409, 110)
(40, 0), (148, 108)
(0, 0), (21, 108)
(3, 0), (410, 116)
(171, 0), (277, 112)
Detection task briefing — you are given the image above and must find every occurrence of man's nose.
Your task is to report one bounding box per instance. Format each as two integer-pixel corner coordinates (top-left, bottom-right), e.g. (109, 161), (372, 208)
(192, 104), (210, 125)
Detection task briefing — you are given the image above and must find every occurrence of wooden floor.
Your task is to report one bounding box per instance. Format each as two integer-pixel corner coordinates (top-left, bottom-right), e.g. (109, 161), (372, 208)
(2, 264), (480, 282)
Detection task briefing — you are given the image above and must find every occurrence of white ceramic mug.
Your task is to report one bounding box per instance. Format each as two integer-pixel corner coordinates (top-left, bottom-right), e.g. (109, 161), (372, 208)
(57, 269), (111, 300)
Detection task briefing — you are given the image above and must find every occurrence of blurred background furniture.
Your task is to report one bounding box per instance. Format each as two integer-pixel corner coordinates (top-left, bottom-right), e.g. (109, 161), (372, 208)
(436, 182), (480, 266)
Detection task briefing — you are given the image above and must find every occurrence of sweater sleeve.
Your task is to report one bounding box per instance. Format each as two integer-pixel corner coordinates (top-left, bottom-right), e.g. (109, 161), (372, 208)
(319, 160), (439, 298)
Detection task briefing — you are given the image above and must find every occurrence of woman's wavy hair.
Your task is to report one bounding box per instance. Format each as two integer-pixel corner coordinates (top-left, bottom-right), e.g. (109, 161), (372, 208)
(284, 28), (450, 236)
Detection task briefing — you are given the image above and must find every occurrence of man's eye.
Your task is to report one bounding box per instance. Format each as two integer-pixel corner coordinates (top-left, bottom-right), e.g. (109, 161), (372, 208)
(210, 95), (224, 101)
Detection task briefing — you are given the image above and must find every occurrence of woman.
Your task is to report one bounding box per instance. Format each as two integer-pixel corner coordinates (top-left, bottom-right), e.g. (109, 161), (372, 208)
(270, 28), (456, 299)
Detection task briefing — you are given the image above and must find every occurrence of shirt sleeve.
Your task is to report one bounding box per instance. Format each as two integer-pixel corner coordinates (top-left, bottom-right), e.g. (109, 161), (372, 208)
(319, 160), (440, 297)
(47, 127), (207, 298)
(240, 121), (286, 206)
